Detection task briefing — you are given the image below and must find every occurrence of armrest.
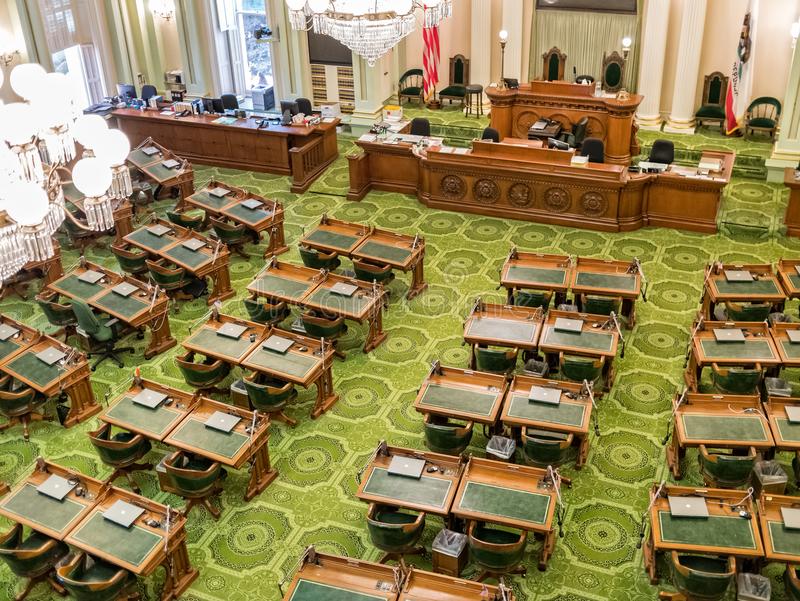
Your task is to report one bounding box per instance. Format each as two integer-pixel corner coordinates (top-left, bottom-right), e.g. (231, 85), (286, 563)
(104, 318), (120, 328)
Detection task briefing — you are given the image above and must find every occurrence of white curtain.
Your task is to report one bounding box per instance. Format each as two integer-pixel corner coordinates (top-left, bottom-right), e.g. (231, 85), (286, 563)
(37, 0), (92, 54)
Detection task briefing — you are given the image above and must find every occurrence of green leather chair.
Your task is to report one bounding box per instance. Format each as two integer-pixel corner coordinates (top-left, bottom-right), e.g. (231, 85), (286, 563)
(745, 96), (781, 139)
(35, 292), (77, 342)
(56, 552), (138, 601)
(514, 289), (552, 310)
(243, 374), (298, 427)
(710, 363), (762, 395)
(111, 243), (148, 279)
(0, 523), (69, 601)
(580, 294), (621, 316)
(243, 297), (290, 326)
(695, 72), (728, 132)
(145, 259), (194, 304)
(785, 565), (800, 601)
(720, 301), (771, 322)
(88, 423), (152, 494)
(167, 208), (204, 231)
(666, 552), (735, 601)
(353, 259), (395, 286)
(398, 68), (424, 104)
(299, 246), (340, 271)
(162, 451), (225, 519)
(175, 351), (231, 394)
(559, 353), (604, 385)
(63, 212), (98, 253)
(423, 413), (473, 455)
(366, 503), (426, 567)
(521, 428), (574, 468)
(474, 346), (518, 374)
(209, 216), (249, 258)
(439, 55), (468, 105)
(300, 312), (347, 359)
(0, 385), (49, 441)
(467, 522), (527, 582)
(71, 298), (134, 371)
(698, 445), (757, 488)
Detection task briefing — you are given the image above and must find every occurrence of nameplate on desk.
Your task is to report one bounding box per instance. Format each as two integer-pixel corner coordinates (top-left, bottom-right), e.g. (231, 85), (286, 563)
(638, 161), (668, 173)
(529, 386), (561, 405)
(786, 406), (800, 423)
(37, 475), (76, 501)
(241, 199), (263, 210)
(132, 388), (168, 409)
(147, 224), (170, 237)
(112, 282), (138, 297)
(103, 500), (144, 528)
(330, 282), (358, 297)
(208, 187), (229, 198)
(713, 328), (745, 343)
(723, 270), (753, 282)
(531, 120), (548, 131)
(782, 507), (800, 529)
(182, 238), (206, 251)
(667, 495), (709, 518)
(216, 323), (247, 339)
(263, 335), (293, 353)
(358, 134), (377, 143)
(205, 410), (241, 432)
(788, 330), (800, 344)
(78, 270), (104, 284)
(570, 155), (589, 166)
(142, 146), (159, 156)
(36, 347), (66, 365)
(387, 456), (425, 479)
(161, 159), (180, 169)
(554, 318), (584, 333)
(0, 324), (19, 341)
(698, 158), (722, 172)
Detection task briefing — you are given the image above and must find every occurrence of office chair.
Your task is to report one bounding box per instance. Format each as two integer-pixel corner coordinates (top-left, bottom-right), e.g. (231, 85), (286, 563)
(221, 94), (239, 110)
(88, 423), (152, 494)
(56, 552), (139, 601)
(70, 298), (135, 371)
(0, 523), (69, 601)
(162, 451), (225, 519)
(35, 291), (78, 342)
(366, 503), (426, 568)
(296, 97), (313, 115)
(410, 118), (431, 137)
(140, 84), (157, 101)
(0, 383), (50, 442)
(648, 139), (675, 165)
(580, 137), (605, 163)
(481, 127), (501, 143)
(467, 522), (527, 582)
(243, 373), (298, 427)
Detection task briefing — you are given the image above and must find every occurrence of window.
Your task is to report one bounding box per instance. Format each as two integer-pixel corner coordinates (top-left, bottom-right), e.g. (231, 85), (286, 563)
(51, 43), (105, 106)
(235, 0), (273, 93)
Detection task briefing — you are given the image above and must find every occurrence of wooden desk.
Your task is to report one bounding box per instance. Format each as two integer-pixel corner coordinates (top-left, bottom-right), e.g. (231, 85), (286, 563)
(764, 396), (800, 452)
(666, 392), (772, 479)
(184, 180), (288, 257)
(643, 484), (763, 583)
(125, 218), (234, 305)
(784, 168), (800, 237)
(571, 257), (641, 325)
(182, 313), (264, 365)
(301, 216), (427, 300)
(463, 299), (543, 368)
(451, 456), (558, 569)
(356, 445), (464, 517)
(0, 334), (98, 427)
(500, 249), (572, 305)
(701, 263), (785, 320)
(501, 375), (593, 467)
(126, 138), (194, 202)
(413, 362), (507, 425)
(400, 567), (514, 601)
(770, 322), (800, 369)
(486, 81), (642, 165)
(0, 315), (40, 362)
(777, 259), (800, 299)
(684, 320), (780, 390)
(758, 493), (800, 564)
(114, 108), (339, 193)
(48, 261), (176, 358)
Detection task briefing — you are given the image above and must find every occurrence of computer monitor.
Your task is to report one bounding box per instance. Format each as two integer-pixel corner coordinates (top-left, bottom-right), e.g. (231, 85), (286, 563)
(116, 83), (136, 101)
(547, 137), (570, 151)
(201, 98), (214, 114)
(280, 100), (299, 116)
(211, 98), (225, 114)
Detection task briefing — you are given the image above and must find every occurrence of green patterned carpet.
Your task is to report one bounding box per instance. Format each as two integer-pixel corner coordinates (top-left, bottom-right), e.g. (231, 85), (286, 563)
(0, 130), (797, 600)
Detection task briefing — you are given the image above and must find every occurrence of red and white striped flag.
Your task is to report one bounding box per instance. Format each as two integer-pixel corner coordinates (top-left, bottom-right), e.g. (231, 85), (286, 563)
(725, 0), (759, 135)
(422, 15), (439, 103)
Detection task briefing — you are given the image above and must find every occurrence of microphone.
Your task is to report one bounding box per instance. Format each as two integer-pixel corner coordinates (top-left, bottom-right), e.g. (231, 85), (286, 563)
(573, 66), (577, 81)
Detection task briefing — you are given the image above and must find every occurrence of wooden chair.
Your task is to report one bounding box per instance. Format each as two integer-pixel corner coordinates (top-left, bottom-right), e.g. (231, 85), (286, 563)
(474, 346), (518, 375)
(111, 243), (149, 279)
(785, 565), (800, 601)
(145, 259), (193, 303)
(542, 47), (566, 81)
(0, 385), (50, 441)
(423, 414), (473, 455)
(243, 373), (298, 427)
(467, 522), (527, 582)
(718, 301), (771, 322)
(299, 246), (341, 271)
(352, 259), (395, 287)
(559, 353), (604, 386)
(439, 54), (469, 105)
(695, 72), (728, 132)
(162, 451), (225, 519)
(580, 294), (621, 316)
(514, 290), (552, 310)
(521, 428), (573, 468)
(243, 297), (290, 326)
(745, 96), (781, 139)
(659, 552), (735, 601)
(167, 208), (205, 231)
(366, 503), (426, 568)
(209, 216), (249, 258)
(698, 445), (757, 488)
(0, 523), (68, 601)
(88, 423), (152, 494)
(35, 291), (77, 342)
(398, 68), (424, 104)
(601, 51), (626, 93)
(56, 551), (139, 600)
(710, 363), (762, 395)
(175, 351), (231, 394)
(300, 312), (347, 359)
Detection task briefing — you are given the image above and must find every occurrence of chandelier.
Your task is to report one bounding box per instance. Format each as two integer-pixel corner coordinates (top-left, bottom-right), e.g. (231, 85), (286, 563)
(285, 0), (453, 66)
(0, 63), (131, 284)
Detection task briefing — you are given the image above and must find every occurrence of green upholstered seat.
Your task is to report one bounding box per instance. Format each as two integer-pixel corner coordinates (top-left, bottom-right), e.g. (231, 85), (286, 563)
(111, 243), (148, 277)
(474, 347), (518, 374)
(440, 55), (468, 104)
(163, 451), (224, 519)
(71, 298), (114, 343)
(696, 105), (726, 119)
(581, 294), (621, 316)
(88, 423), (152, 493)
(423, 413), (474, 455)
(722, 301), (771, 322)
(146, 259), (188, 292)
(56, 552), (137, 601)
(669, 552), (735, 601)
(439, 85), (465, 98)
(515, 290), (552, 309)
(521, 428), (574, 467)
(210, 216), (249, 257)
(300, 312), (347, 355)
(167, 209), (204, 231)
(71, 298), (134, 371)
(698, 445), (757, 488)
(560, 353), (604, 384)
(243, 297), (290, 325)
(399, 69), (424, 104)
(749, 117), (777, 128)
(0, 385), (47, 441)
(243, 374), (297, 426)
(547, 54), (560, 81)
(710, 364), (762, 395)
(695, 71), (728, 132)
(299, 246), (341, 271)
(366, 504), (426, 564)
(63, 213), (97, 251)
(36, 293), (77, 341)
(786, 565), (800, 601)
(467, 522), (527, 581)
(175, 351), (231, 392)
(353, 259), (395, 285)
(0, 523), (69, 601)
(745, 96), (781, 139)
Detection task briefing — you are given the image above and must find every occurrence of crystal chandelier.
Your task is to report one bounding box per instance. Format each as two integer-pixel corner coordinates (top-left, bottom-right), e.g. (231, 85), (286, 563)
(0, 63), (130, 283)
(285, 0), (453, 66)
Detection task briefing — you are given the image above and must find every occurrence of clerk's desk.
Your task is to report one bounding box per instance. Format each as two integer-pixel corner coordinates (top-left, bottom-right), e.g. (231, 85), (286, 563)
(348, 136), (734, 234)
(113, 108), (340, 193)
(486, 80), (643, 164)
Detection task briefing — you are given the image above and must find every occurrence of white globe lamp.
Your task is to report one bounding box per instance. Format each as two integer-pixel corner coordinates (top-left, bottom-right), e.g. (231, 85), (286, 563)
(9, 63), (46, 100)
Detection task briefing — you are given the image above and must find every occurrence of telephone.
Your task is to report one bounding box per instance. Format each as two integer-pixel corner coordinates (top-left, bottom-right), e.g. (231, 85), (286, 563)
(257, 119), (270, 129)
(174, 109), (191, 118)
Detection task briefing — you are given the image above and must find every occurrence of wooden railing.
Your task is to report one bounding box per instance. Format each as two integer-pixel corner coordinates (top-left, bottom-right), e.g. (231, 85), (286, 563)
(289, 135), (326, 193)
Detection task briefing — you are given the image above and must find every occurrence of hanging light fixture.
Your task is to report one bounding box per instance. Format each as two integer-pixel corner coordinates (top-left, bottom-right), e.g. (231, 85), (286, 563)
(71, 158), (114, 232)
(285, 0), (453, 66)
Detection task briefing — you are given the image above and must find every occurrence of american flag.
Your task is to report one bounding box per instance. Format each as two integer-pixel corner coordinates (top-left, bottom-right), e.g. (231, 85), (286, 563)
(422, 15), (439, 103)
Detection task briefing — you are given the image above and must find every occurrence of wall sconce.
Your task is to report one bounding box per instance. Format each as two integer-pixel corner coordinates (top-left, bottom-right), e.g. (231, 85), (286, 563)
(621, 36), (632, 60)
(150, 0), (175, 21)
(0, 30), (19, 67)
(498, 30), (508, 90)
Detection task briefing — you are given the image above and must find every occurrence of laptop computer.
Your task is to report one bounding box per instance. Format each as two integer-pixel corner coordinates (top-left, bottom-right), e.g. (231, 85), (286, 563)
(103, 500), (144, 528)
(724, 270), (753, 282)
(37, 474), (76, 501)
(713, 328), (745, 343)
(132, 388), (168, 409)
(668, 495), (709, 518)
(330, 282), (358, 297)
(217, 323), (247, 339)
(0, 324), (19, 341)
(182, 238), (206, 251)
(788, 330), (800, 344)
(263, 335), (293, 353)
(147, 224), (170, 237)
(208, 187), (229, 198)
(782, 507), (800, 529)
(78, 270), (104, 284)
(112, 282), (138, 297)
(529, 386), (561, 405)
(161, 159), (180, 169)
(36, 347), (66, 365)
(387, 455), (425, 479)
(786, 406), (800, 423)
(204, 410), (241, 433)
(554, 318), (584, 333)
(142, 146), (159, 156)
(241, 199), (263, 210)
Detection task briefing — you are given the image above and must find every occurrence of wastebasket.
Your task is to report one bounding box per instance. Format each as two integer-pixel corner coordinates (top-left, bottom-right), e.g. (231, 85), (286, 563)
(523, 359), (549, 378)
(765, 377), (792, 398)
(486, 435), (516, 462)
(769, 312), (793, 325)
(557, 303), (578, 312)
(752, 460), (788, 497)
(737, 572), (770, 601)
(431, 529), (468, 577)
